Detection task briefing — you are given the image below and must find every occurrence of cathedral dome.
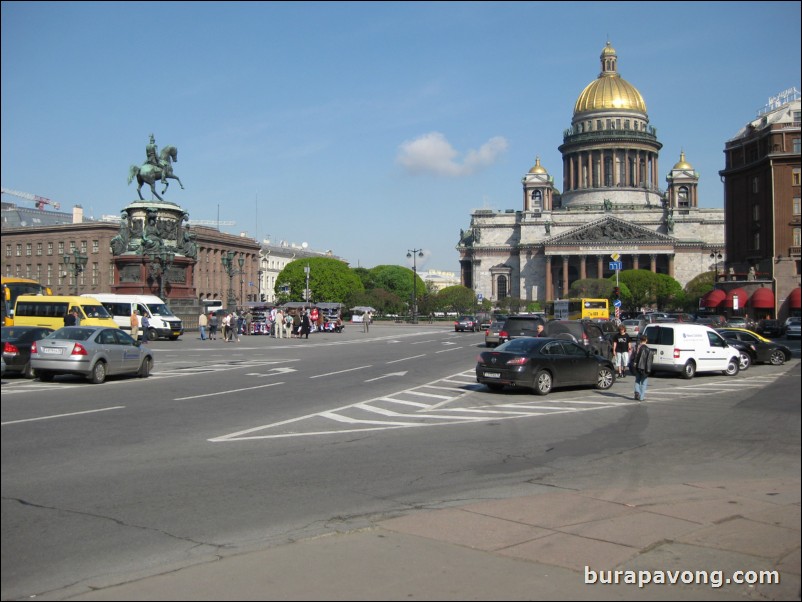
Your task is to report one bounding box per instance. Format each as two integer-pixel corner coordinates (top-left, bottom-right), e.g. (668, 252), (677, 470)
(573, 42), (647, 115)
(672, 151), (693, 170)
(528, 156), (547, 174)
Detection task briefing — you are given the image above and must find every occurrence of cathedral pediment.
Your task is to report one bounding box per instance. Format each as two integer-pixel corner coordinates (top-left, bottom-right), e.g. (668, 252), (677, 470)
(548, 217), (671, 245)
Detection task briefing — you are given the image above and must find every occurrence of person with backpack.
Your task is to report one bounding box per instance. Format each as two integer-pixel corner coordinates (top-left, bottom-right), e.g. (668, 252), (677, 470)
(631, 334), (654, 401)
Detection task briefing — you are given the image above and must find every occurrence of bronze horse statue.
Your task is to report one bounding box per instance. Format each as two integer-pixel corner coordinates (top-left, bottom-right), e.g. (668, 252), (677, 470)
(128, 145), (184, 202)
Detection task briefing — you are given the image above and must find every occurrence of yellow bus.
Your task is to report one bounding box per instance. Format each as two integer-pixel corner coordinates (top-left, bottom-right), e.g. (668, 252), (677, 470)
(546, 298), (610, 320)
(13, 295), (118, 329)
(2, 277), (52, 326)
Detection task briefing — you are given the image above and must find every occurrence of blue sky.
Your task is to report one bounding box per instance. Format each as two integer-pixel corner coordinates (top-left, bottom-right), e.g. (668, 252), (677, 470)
(2, 1), (800, 274)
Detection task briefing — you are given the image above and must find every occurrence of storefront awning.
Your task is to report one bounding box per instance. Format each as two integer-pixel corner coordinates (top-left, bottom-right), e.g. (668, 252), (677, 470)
(750, 287), (775, 309)
(789, 287), (802, 310)
(723, 287), (748, 309)
(699, 288), (726, 308)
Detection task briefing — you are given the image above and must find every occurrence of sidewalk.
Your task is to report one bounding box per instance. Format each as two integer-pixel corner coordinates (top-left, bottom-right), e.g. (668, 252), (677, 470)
(67, 478), (800, 601)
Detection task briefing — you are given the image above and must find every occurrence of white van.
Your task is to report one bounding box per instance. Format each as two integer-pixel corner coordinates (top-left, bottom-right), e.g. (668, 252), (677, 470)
(82, 294), (184, 341)
(642, 323), (740, 379)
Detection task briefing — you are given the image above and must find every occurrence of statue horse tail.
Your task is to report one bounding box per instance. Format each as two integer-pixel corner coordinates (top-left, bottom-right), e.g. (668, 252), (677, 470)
(128, 164), (140, 185)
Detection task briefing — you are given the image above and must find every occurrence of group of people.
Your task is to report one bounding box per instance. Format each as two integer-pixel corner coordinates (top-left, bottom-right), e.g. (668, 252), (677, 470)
(197, 310), (246, 342)
(197, 308), (341, 341)
(129, 309), (150, 343)
(613, 324), (654, 401)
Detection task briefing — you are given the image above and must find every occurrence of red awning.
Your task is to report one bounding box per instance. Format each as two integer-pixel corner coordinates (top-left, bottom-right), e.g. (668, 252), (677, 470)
(789, 287), (802, 310)
(750, 287), (775, 309)
(723, 287), (748, 309)
(699, 288), (726, 308)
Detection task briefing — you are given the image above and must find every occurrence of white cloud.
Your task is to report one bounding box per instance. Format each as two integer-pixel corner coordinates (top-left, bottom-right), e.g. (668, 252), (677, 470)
(396, 132), (508, 177)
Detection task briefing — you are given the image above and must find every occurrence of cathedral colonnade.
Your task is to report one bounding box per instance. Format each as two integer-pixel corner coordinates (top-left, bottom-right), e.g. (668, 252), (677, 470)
(544, 252), (674, 299)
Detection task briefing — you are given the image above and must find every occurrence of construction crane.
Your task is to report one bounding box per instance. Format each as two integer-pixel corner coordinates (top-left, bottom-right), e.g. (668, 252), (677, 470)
(1, 187), (61, 210)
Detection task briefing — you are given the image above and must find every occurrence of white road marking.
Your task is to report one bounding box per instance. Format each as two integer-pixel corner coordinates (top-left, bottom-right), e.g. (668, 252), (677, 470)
(2, 406), (125, 426)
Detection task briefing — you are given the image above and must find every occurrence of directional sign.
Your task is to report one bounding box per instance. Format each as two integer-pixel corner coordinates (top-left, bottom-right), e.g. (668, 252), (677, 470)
(609, 261), (623, 271)
(613, 299), (622, 307)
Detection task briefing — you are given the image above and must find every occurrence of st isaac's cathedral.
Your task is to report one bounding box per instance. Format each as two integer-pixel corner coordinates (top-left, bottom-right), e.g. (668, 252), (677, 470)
(457, 42), (725, 305)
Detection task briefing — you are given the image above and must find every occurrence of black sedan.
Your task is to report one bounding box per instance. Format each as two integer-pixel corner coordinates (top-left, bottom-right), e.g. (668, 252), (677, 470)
(476, 337), (616, 395)
(1, 326), (55, 378)
(716, 328), (792, 365)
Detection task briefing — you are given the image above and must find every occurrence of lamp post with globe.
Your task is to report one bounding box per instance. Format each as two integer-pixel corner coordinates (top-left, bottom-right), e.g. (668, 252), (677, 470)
(407, 248), (424, 323)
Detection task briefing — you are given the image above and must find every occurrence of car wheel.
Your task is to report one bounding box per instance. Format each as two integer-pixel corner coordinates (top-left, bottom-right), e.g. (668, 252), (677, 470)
(533, 370), (553, 395)
(90, 361), (107, 384)
(769, 350), (785, 365)
(596, 366), (615, 390)
(38, 371), (54, 382)
(22, 361), (35, 379)
(147, 328), (158, 342)
(681, 360), (696, 379)
(724, 357), (740, 376)
(737, 351), (751, 371)
(138, 356), (152, 378)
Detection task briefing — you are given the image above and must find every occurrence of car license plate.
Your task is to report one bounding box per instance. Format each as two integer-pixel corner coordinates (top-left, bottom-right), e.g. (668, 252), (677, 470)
(41, 347), (63, 355)
(483, 371), (501, 378)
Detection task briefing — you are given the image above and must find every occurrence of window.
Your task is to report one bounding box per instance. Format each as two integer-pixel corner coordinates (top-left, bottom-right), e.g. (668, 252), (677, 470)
(26, 243), (32, 256)
(58, 242), (64, 254)
(793, 138), (800, 154)
(793, 228), (801, 247)
(752, 176), (759, 193)
(47, 242), (53, 256)
(92, 240), (99, 253)
(596, 120), (603, 130)
(794, 197), (801, 215)
(752, 204), (760, 220)
(81, 241), (87, 254)
(793, 169), (801, 187)
(753, 232), (760, 251)
(16, 244), (22, 257)
(36, 243), (43, 256)
(678, 187), (689, 207)
(624, 119), (630, 129)
(5, 244), (10, 258)
(497, 275), (508, 300)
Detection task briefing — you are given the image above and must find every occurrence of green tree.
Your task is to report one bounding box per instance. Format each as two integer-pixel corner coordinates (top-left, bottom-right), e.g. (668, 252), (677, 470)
(683, 271), (715, 312)
(436, 285), (476, 313)
(275, 257), (363, 303)
(616, 269), (683, 311)
(569, 278), (615, 299)
(369, 265), (425, 307)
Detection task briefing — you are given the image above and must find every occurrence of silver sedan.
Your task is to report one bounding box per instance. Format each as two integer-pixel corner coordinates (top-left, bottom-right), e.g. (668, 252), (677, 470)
(31, 326), (154, 384)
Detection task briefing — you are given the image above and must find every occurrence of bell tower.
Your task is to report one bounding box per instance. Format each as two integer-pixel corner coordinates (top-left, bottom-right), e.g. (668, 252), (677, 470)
(665, 150), (699, 209)
(522, 157), (554, 213)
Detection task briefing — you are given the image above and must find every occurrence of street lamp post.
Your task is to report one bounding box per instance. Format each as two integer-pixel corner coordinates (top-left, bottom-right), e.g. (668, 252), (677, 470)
(710, 250), (723, 282)
(304, 264), (311, 310)
(221, 251), (245, 312)
(407, 248), (424, 323)
(62, 249), (88, 295)
(148, 249), (175, 301)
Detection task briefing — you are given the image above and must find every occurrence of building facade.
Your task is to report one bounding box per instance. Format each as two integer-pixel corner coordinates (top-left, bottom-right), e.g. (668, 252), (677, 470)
(457, 42), (725, 309)
(719, 89), (801, 321)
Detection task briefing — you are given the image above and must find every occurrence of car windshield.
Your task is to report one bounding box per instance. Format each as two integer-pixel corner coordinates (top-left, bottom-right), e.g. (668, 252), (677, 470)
(147, 303), (175, 317)
(50, 327), (96, 341)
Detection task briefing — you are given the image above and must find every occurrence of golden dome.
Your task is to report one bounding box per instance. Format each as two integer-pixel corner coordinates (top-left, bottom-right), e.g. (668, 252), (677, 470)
(529, 156), (547, 174)
(673, 151), (693, 170)
(573, 42), (647, 115)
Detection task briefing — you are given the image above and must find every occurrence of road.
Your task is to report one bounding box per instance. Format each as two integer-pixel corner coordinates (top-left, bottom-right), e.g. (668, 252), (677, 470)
(2, 323), (800, 600)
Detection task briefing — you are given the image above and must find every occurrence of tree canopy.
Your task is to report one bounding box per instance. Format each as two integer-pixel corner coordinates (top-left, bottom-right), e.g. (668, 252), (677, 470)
(275, 257), (363, 304)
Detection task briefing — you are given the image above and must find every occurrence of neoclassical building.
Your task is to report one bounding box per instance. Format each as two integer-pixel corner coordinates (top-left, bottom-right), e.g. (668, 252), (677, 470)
(458, 42), (725, 305)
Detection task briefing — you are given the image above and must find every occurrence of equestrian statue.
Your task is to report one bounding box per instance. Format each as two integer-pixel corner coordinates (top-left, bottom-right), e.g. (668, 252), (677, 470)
(128, 134), (184, 202)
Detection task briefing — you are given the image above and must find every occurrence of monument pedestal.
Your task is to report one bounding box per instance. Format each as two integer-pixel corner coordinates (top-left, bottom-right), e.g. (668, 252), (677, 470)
(112, 255), (195, 299)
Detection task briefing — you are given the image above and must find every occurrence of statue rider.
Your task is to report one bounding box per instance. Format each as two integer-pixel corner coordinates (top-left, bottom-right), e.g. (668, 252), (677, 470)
(145, 134), (166, 185)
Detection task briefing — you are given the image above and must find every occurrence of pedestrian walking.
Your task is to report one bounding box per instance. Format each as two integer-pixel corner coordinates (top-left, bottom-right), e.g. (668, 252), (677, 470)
(363, 311), (371, 333)
(198, 311), (208, 341)
(631, 334), (654, 401)
(209, 312), (218, 340)
(613, 325), (631, 378)
(275, 309), (284, 339)
(140, 314), (150, 344)
(130, 309), (140, 341)
(300, 311), (311, 339)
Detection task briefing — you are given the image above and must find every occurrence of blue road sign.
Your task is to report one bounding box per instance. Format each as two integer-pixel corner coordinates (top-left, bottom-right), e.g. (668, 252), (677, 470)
(613, 299), (622, 307)
(609, 261), (623, 271)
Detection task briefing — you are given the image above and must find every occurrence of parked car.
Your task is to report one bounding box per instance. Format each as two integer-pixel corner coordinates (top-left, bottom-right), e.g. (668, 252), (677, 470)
(476, 337), (616, 395)
(31, 326), (154, 384)
(717, 337), (753, 371)
(724, 316), (756, 330)
(756, 319), (782, 338)
(715, 328), (792, 365)
(785, 318), (801, 339)
(498, 314), (546, 345)
(454, 315), (480, 332)
(621, 318), (643, 340)
(484, 320), (506, 348)
(1, 326), (55, 378)
(543, 319), (613, 359)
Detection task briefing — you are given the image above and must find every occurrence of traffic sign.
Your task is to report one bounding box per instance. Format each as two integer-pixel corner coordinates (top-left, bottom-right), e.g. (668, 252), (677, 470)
(610, 252), (620, 261)
(609, 261), (623, 271)
(613, 299), (622, 307)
